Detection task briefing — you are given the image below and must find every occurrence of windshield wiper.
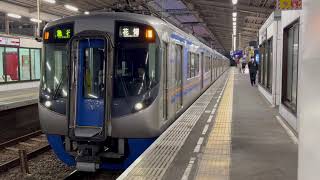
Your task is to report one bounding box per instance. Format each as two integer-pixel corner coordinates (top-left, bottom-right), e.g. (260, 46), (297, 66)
(52, 74), (64, 100)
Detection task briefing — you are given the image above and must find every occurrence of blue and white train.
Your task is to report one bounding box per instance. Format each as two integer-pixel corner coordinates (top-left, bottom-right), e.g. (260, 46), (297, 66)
(39, 12), (229, 172)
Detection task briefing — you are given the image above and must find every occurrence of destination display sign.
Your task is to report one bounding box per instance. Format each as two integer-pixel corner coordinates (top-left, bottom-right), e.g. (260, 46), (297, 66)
(44, 23), (74, 43)
(119, 26), (140, 38)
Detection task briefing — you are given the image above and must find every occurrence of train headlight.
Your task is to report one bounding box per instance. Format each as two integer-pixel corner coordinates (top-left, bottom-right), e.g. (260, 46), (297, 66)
(134, 102), (144, 111)
(45, 101), (52, 108)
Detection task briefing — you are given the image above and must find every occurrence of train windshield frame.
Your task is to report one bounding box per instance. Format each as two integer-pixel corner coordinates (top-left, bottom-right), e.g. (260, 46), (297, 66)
(114, 22), (160, 98)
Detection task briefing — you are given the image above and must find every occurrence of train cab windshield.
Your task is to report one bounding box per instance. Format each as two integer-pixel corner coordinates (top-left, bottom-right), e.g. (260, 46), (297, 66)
(113, 42), (159, 98)
(42, 44), (68, 98)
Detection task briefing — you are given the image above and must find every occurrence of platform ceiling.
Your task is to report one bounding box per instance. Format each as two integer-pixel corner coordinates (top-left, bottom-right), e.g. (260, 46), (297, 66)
(3, 0), (275, 53)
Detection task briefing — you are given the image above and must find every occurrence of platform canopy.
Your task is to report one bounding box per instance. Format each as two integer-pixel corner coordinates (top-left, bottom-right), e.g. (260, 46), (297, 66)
(2, 0), (275, 54)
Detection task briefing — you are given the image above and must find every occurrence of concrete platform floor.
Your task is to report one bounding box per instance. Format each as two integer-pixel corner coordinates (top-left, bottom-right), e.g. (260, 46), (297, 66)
(0, 87), (38, 111)
(230, 72), (298, 180)
(118, 68), (298, 180)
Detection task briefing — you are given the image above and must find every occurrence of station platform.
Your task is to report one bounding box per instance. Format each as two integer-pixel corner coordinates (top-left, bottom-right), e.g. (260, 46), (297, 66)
(118, 68), (298, 180)
(0, 87), (38, 111)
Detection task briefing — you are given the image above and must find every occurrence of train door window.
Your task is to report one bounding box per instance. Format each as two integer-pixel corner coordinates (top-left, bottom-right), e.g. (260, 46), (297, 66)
(282, 20), (299, 113)
(263, 41), (268, 87)
(83, 47), (105, 99)
(162, 42), (168, 120)
(0, 47), (4, 82)
(175, 44), (183, 110)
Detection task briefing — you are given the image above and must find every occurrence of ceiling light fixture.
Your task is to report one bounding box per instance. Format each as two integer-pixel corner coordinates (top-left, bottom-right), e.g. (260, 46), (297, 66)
(84, 11), (90, 15)
(232, 0), (238, 5)
(233, 17), (237, 22)
(30, 18), (42, 23)
(232, 12), (237, 17)
(7, 13), (21, 19)
(43, 0), (56, 4)
(64, 4), (79, 12)
(233, 22), (237, 26)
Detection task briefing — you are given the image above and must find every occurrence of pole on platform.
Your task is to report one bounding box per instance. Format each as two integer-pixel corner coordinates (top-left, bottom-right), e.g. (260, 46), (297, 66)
(37, 0), (40, 37)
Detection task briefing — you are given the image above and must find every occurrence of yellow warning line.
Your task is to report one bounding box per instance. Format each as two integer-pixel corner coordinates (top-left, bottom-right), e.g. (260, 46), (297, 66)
(195, 69), (234, 180)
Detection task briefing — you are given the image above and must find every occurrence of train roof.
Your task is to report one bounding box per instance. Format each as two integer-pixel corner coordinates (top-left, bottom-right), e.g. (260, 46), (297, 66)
(45, 12), (227, 59)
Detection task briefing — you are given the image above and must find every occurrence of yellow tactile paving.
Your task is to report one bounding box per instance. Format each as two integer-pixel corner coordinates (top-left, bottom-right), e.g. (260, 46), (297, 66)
(195, 69), (234, 180)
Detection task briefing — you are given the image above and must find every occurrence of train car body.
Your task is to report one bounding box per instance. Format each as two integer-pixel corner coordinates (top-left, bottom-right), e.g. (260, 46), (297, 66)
(39, 12), (229, 171)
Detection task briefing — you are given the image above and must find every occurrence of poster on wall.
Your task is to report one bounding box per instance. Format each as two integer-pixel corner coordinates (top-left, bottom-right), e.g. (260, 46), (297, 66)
(278, 0), (302, 10)
(0, 36), (20, 46)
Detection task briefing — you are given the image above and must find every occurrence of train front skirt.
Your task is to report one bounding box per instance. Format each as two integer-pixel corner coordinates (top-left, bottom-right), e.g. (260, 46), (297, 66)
(46, 134), (156, 170)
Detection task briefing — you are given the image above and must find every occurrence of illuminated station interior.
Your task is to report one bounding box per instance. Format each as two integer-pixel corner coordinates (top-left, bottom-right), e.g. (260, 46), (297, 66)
(1, 0), (320, 180)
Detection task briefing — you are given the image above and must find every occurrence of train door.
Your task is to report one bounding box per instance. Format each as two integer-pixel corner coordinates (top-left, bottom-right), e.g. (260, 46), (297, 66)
(175, 44), (183, 112)
(163, 42), (168, 120)
(200, 52), (204, 89)
(69, 36), (110, 140)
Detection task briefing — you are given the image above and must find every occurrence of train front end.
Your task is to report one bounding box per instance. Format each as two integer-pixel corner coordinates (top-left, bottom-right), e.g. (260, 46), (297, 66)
(39, 16), (161, 171)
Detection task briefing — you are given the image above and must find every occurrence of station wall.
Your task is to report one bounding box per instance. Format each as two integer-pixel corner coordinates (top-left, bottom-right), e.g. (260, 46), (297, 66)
(258, 10), (302, 133)
(0, 35), (41, 92)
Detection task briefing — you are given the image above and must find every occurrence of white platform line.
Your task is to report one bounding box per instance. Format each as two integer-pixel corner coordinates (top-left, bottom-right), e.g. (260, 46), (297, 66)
(197, 137), (204, 145)
(181, 157), (196, 180)
(193, 145), (201, 153)
(207, 115), (213, 123)
(202, 124), (209, 135)
(276, 116), (298, 144)
(211, 108), (216, 115)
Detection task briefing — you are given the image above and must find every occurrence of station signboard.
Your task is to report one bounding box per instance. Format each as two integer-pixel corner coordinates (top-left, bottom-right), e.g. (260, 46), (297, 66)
(278, 0), (302, 10)
(0, 36), (20, 46)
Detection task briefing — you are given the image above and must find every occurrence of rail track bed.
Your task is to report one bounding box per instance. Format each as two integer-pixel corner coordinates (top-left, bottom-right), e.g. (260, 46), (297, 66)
(0, 130), (50, 173)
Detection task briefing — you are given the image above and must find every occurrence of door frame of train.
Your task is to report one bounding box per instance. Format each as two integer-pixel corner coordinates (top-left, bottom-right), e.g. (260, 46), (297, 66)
(68, 31), (113, 141)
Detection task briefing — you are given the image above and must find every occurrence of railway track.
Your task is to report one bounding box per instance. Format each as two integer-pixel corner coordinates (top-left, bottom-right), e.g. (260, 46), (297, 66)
(0, 130), (51, 173)
(64, 170), (122, 180)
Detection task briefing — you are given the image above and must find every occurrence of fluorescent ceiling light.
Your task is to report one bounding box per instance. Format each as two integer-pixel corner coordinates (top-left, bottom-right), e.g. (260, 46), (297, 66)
(7, 13), (21, 19)
(64, 4), (78, 12)
(232, 0), (238, 5)
(233, 17), (237, 22)
(233, 22), (237, 26)
(232, 12), (237, 17)
(43, 0), (56, 4)
(84, 11), (90, 15)
(30, 18), (42, 23)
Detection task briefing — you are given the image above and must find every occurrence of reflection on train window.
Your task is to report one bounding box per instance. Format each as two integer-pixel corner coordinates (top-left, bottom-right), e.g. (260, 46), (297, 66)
(43, 44), (68, 98)
(83, 48), (105, 99)
(114, 43), (159, 98)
